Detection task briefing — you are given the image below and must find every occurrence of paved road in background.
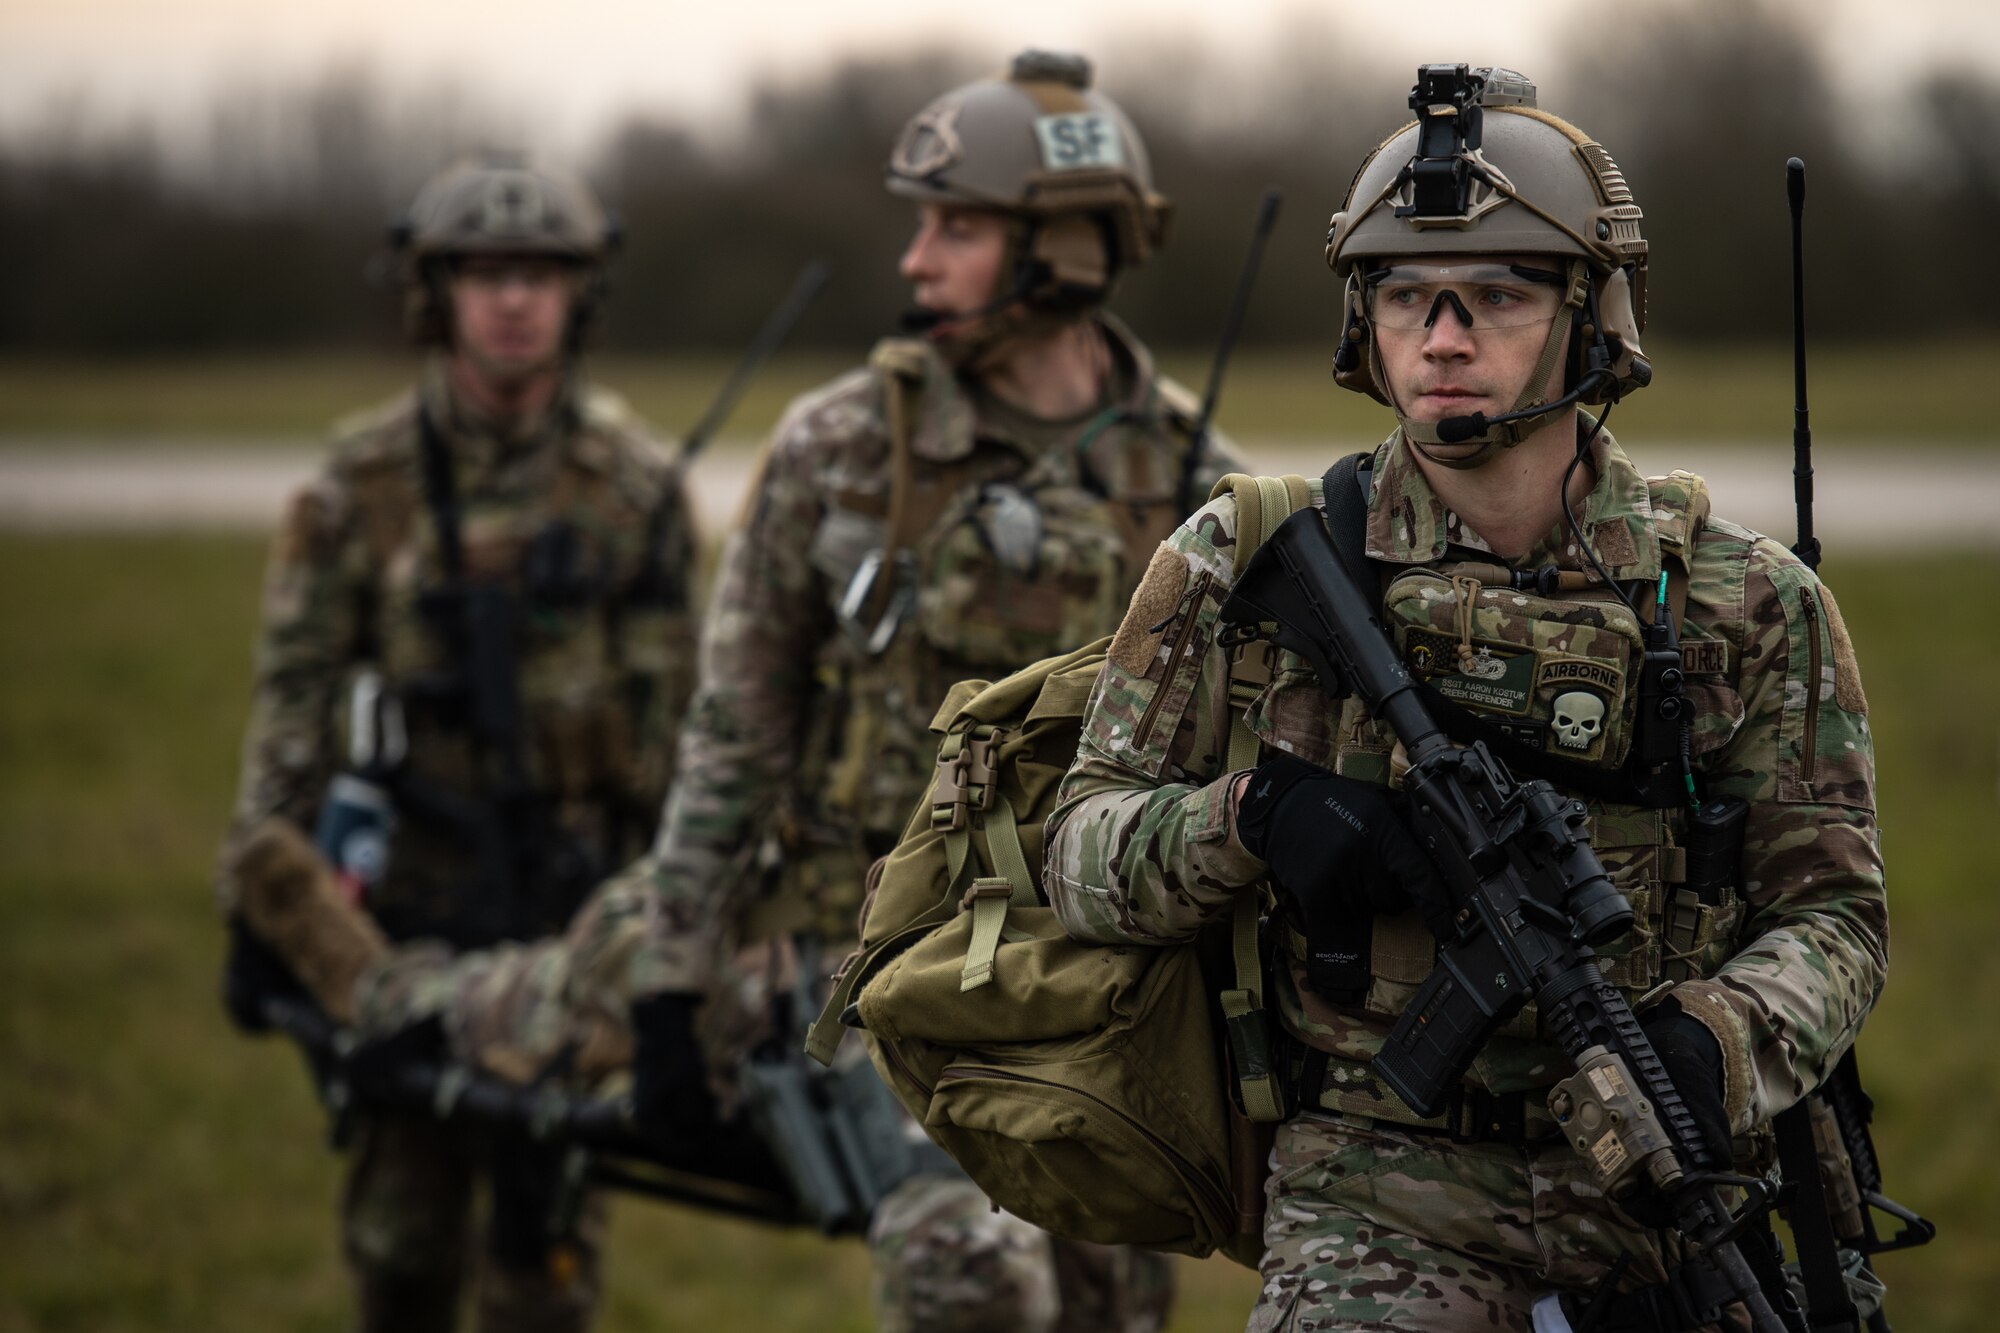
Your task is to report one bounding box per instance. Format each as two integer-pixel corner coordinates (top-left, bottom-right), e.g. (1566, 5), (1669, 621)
(3, 438), (1996, 550)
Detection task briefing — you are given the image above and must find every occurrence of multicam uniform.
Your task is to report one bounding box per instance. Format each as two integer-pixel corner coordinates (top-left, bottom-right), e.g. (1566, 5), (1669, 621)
(354, 318), (1230, 1332)
(1044, 431), (1887, 1331)
(665, 321), (1234, 1333)
(221, 361), (695, 1333)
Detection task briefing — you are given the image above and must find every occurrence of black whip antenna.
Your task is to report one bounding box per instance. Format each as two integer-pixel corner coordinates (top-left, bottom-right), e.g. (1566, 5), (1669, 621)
(1180, 187), (1284, 513)
(680, 258), (832, 464)
(1787, 158), (1821, 572)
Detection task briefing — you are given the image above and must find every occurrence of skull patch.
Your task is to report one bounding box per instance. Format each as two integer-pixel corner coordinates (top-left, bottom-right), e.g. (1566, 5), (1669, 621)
(1551, 690), (1606, 751)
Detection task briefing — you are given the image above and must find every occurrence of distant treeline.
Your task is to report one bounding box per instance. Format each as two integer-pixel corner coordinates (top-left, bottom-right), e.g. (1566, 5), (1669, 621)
(8, 1), (1999, 355)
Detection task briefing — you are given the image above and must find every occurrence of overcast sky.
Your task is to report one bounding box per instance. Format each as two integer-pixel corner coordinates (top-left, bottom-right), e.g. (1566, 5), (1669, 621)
(4, 0), (1993, 151)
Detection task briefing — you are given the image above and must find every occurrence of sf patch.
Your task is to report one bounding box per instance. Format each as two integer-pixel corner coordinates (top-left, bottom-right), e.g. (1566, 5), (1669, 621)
(1034, 113), (1126, 170)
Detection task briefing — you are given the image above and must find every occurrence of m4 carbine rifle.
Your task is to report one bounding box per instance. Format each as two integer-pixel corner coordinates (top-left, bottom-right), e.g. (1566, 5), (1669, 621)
(1218, 505), (1798, 1333)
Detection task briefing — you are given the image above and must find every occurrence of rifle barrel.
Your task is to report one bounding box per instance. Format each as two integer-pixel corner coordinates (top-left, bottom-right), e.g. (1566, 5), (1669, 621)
(680, 258), (832, 462)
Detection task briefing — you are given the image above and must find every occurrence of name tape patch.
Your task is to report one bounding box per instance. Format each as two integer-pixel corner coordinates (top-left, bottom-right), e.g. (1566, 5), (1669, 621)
(1034, 113), (1126, 171)
(1681, 638), (1729, 676)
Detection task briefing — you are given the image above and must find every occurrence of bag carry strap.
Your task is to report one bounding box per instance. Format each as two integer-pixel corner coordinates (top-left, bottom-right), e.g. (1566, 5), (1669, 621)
(956, 788), (1040, 993)
(1208, 471), (1312, 1123)
(1219, 890), (1283, 1121)
(1213, 472), (1310, 775)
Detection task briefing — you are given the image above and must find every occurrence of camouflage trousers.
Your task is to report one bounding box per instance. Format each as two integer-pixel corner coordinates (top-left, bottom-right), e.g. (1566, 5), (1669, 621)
(343, 1112), (606, 1333)
(869, 1173), (1176, 1333)
(1246, 1110), (1677, 1333)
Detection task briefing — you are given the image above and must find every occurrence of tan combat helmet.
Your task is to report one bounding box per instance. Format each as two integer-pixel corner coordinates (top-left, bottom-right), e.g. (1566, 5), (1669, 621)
(391, 152), (619, 347)
(886, 50), (1171, 357)
(1326, 66), (1651, 459)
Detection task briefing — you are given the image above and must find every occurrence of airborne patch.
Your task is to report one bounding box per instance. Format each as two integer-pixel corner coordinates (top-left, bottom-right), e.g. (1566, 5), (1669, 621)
(1033, 113), (1126, 171)
(1539, 657), (1621, 693)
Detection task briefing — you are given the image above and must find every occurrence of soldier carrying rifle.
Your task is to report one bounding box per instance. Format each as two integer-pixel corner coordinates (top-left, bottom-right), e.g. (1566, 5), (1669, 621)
(1045, 66), (1893, 1333)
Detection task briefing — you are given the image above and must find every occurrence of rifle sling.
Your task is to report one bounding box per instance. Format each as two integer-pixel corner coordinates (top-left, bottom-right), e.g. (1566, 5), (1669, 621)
(412, 405), (558, 940)
(417, 404), (468, 582)
(1775, 1099), (1861, 1331)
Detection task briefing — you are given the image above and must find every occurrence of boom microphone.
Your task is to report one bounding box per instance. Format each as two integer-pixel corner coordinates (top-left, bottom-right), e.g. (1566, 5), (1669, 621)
(1433, 370), (1611, 443)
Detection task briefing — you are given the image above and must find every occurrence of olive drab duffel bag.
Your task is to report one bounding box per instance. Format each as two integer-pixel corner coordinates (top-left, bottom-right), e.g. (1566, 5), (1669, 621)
(805, 473), (1315, 1270)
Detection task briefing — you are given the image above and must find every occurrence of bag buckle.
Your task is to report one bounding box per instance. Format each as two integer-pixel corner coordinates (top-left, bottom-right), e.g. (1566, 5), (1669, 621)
(959, 878), (1014, 913)
(930, 728), (1004, 833)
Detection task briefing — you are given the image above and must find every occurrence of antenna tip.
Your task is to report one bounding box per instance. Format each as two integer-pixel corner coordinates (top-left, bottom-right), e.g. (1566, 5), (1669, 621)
(1786, 157), (1805, 206)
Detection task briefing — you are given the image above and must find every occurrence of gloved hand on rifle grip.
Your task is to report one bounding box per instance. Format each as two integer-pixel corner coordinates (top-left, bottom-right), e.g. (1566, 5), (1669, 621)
(1620, 997), (1733, 1228)
(1235, 753), (1446, 920)
(629, 991), (717, 1138)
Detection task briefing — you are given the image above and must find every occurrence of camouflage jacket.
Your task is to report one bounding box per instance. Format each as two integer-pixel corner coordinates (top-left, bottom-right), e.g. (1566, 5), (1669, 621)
(634, 315), (1242, 994)
(220, 360), (697, 942)
(1045, 430), (1887, 1136)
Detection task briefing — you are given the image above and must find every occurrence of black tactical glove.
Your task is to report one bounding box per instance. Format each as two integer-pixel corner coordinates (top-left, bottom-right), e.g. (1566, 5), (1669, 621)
(221, 916), (302, 1034)
(629, 991), (717, 1138)
(1646, 999), (1732, 1165)
(343, 1015), (449, 1101)
(1620, 998), (1733, 1228)
(1235, 754), (1446, 1000)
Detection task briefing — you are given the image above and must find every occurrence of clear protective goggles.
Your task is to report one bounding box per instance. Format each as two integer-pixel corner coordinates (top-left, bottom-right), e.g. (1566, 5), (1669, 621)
(1364, 261), (1566, 331)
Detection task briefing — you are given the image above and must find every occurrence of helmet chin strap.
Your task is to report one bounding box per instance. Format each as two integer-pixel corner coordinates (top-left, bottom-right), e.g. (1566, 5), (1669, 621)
(1381, 258), (1585, 469)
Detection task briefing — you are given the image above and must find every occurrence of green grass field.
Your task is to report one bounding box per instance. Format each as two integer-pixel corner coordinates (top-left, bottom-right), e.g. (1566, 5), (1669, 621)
(3, 533), (1996, 1331)
(2, 340), (1997, 445)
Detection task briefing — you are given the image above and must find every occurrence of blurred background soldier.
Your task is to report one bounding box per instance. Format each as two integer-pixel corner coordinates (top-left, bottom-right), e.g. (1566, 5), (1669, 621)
(217, 154), (697, 1333)
(623, 49), (1242, 1332)
(236, 48), (1243, 1333)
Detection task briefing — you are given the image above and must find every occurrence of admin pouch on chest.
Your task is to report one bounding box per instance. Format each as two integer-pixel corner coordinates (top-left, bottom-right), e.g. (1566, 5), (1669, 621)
(805, 474), (1314, 1270)
(1376, 465), (1716, 810)
(1388, 563), (1651, 770)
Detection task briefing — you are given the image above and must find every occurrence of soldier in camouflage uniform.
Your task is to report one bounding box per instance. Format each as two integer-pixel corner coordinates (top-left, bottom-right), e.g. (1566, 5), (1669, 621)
(219, 154), (696, 1333)
(626, 50), (1237, 1332)
(278, 49), (1233, 1333)
(1044, 68), (1887, 1332)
